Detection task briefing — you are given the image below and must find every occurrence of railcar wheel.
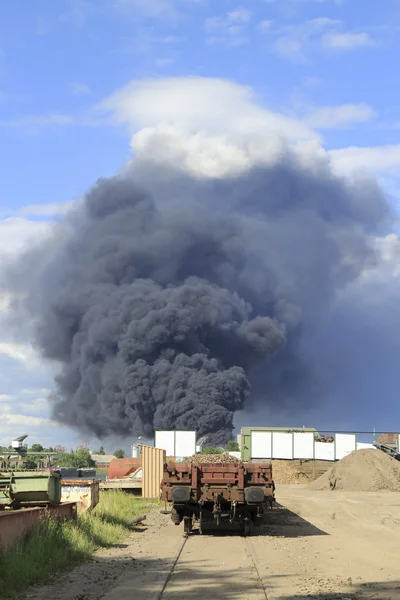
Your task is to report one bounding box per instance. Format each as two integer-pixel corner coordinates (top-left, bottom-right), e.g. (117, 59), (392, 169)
(183, 516), (192, 536)
(171, 508), (182, 525)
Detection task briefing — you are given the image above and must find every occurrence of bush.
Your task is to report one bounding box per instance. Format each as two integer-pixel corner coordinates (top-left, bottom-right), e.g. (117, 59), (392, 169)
(200, 446), (224, 454)
(55, 448), (95, 468)
(22, 459), (38, 469)
(226, 440), (240, 452)
(113, 449), (125, 459)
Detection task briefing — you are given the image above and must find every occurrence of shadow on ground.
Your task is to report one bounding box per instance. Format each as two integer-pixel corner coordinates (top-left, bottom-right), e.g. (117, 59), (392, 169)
(15, 506), (394, 600)
(22, 550), (400, 600)
(254, 502), (328, 537)
(173, 502), (327, 538)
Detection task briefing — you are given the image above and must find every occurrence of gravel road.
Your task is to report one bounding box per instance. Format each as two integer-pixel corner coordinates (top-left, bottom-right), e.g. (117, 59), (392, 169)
(25, 485), (400, 600)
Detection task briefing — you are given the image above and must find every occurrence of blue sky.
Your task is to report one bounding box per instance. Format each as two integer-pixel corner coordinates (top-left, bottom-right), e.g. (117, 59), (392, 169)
(1, 0), (400, 450)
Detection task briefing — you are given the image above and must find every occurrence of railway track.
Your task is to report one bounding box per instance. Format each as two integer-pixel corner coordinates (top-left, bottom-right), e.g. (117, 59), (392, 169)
(152, 531), (277, 600)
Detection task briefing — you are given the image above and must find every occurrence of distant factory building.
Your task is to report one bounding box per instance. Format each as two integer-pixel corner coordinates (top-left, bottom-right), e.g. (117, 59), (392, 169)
(91, 454), (115, 467)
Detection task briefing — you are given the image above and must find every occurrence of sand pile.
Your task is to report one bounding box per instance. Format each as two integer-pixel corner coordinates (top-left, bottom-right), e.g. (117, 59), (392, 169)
(185, 452), (241, 465)
(271, 460), (311, 484)
(309, 449), (400, 492)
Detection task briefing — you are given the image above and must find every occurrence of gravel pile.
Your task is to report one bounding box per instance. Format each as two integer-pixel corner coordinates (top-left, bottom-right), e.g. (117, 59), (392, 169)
(309, 449), (400, 492)
(271, 460), (311, 484)
(184, 452), (241, 465)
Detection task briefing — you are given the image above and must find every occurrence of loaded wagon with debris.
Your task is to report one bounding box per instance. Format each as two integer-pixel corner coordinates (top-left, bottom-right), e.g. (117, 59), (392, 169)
(160, 460), (275, 535)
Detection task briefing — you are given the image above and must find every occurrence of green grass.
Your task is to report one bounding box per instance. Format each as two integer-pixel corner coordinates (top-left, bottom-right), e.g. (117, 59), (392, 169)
(95, 467), (108, 475)
(0, 491), (155, 599)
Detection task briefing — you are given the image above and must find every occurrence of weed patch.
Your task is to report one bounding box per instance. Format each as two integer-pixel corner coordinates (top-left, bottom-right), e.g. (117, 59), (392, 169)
(0, 491), (153, 599)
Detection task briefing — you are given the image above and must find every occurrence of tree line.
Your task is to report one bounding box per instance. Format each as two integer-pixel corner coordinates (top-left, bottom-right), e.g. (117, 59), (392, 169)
(0, 444), (127, 469)
(1, 440), (239, 469)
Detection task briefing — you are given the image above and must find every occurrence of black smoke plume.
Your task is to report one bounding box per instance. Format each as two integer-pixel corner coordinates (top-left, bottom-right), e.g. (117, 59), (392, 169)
(8, 151), (389, 444)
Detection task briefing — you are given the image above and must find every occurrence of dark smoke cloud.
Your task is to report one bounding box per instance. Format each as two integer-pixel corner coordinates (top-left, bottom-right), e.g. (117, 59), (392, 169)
(7, 149), (390, 444)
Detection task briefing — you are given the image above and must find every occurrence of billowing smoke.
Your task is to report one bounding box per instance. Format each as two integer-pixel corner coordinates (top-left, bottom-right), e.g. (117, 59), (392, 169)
(5, 78), (393, 444)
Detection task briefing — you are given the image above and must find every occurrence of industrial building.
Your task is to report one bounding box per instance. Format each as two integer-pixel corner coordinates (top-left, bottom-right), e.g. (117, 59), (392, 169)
(90, 454), (115, 467)
(238, 426), (318, 462)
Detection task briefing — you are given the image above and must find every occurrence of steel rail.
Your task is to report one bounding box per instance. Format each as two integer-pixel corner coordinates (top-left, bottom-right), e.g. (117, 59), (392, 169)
(152, 530), (277, 600)
(243, 535), (277, 600)
(152, 534), (189, 600)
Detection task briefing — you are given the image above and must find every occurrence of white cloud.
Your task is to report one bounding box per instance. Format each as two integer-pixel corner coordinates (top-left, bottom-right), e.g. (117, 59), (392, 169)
(99, 77), (318, 177)
(2, 413), (54, 428)
(99, 77), (317, 141)
(272, 18), (341, 62)
(270, 19), (374, 61)
(0, 295), (12, 312)
(0, 354), (59, 446)
(0, 342), (41, 370)
(204, 8), (252, 46)
(70, 81), (91, 95)
(97, 75), (400, 208)
(115, 0), (176, 16)
(274, 35), (305, 61)
(19, 396), (49, 415)
(0, 200), (76, 448)
(0, 217), (52, 256)
(121, 28), (185, 55)
(205, 19), (247, 46)
(20, 388), (51, 396)
(20, 388), (52, 396)
(155, 57), (174, 68)
(227, 7), (252, 23)
(59, 0), (202, 29)
(0, 212), (64, 384)
(0, 390), (49, 417)
(0, 376), (87, 446)
(17, 201), (75, 218)
(258, 20), (273, 32)
(305, 103), (376, 129)
(323, 31), (375, 50)
(329, 145), (400, 177)
(114, 0), (200, 19)
(371, 234), (400, 277)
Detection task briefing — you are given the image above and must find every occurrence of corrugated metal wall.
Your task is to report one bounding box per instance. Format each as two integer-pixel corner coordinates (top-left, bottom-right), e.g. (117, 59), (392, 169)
(142, 445), (166, 499)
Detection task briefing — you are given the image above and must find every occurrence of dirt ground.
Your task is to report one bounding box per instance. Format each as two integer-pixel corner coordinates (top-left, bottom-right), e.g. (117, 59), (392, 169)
(25, 485), (400, 600)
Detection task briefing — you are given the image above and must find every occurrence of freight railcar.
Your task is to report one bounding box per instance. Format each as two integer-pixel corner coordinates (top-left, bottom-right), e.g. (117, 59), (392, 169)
(160, 461), (275, 535)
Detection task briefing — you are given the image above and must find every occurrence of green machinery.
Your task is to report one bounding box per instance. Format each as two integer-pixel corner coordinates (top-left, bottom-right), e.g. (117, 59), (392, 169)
(0, 470), (62, 509)
(0, 435), (62, 510)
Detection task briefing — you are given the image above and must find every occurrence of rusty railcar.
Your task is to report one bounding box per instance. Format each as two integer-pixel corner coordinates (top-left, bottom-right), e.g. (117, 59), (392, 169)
(160, 461), (275, 535)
